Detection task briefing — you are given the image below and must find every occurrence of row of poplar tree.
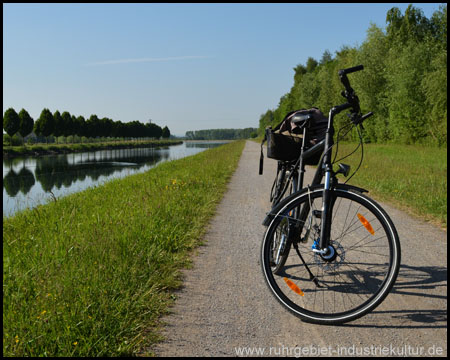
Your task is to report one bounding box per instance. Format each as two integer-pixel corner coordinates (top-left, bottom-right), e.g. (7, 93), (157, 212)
(3, 107), (171, 142)
(258, 5), (447, 146)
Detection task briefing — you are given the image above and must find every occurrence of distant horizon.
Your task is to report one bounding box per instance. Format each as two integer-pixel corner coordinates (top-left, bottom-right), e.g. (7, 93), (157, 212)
(3, 3), (443, 136)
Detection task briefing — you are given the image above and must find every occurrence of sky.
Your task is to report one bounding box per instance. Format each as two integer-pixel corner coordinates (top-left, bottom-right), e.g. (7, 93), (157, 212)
(3, 3), (443, 136)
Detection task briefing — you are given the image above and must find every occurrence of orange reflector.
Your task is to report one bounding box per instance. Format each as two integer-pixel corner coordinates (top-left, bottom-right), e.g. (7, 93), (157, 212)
(283, 277), (304, 296)
(357, 213), (375, 235)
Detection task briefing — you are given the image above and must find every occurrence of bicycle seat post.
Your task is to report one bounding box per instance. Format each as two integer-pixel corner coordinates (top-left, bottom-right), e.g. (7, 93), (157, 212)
(296, 125), (309, 191)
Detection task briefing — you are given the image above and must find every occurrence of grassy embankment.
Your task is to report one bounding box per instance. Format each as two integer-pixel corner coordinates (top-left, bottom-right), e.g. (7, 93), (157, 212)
(334, 143), (447, 229)
(3, 140), (245, 357)
(254, 137), (447, 228)
(2, 139), (182, 158)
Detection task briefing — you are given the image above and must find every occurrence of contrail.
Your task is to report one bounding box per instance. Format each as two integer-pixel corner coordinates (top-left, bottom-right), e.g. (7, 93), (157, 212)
(85, 55), (211, 66)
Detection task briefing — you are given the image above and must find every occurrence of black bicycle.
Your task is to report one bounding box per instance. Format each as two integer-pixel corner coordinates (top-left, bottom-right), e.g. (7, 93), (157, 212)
(260, 65), (401, 324)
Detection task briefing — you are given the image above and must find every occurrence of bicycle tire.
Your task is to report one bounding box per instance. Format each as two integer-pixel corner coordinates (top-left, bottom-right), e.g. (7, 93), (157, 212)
(270, 166), (288, 206)
(261, 184), (400, 324)
(270, 169), (297, 274)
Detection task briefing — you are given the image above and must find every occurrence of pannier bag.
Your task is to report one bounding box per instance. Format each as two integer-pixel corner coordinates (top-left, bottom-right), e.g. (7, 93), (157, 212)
(259, 107), (329, 175)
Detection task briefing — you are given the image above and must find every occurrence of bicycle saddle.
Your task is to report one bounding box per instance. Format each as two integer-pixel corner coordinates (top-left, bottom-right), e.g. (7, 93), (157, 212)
(291, 113), (313, 128)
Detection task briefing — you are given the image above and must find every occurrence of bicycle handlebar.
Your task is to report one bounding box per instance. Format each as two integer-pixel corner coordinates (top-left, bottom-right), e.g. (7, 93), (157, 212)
(337, 64), (364, 115)
(338, 65), (364, 76)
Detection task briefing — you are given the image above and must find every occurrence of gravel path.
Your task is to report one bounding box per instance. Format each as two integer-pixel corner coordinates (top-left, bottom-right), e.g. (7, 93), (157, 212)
(150, 140), (447, 357)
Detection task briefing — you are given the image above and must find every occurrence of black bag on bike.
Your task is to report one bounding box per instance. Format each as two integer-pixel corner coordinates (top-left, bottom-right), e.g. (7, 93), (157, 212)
(259, 108), (328, 174)
(265, 128), (303, 161)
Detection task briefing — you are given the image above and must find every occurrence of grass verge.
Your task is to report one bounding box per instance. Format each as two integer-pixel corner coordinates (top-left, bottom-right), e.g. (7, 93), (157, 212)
(332, 142), (447, 228)
(3, 140), (245, 356)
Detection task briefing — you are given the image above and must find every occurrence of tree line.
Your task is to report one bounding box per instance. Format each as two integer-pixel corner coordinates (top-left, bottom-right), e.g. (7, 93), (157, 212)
(3, 107), (171, 143)
(258, 4), (447, 146)
(185, 128), (257, 140)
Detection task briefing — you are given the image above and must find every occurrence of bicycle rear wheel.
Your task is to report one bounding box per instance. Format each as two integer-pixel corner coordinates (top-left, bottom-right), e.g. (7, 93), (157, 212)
(261, 185), (400, 324)
(269, 167), (297, 274)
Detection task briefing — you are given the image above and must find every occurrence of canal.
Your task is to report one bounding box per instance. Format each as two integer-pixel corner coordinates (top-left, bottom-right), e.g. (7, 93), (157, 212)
(3, 141), (228, 217)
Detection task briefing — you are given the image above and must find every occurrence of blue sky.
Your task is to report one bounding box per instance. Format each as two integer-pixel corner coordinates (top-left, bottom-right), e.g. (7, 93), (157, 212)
(3, 3), (442, 136)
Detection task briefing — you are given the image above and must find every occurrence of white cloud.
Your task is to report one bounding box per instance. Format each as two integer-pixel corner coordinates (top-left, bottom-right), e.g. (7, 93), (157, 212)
(85, 55), (211, 66)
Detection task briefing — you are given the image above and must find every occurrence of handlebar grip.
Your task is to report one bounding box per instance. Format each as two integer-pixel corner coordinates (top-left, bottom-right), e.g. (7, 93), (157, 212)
(338, 65), (364, 76)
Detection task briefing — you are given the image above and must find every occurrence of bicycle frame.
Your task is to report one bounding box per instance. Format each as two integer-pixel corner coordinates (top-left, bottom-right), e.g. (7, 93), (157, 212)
(269, 65), (369, 254)
(270, 101), (359, 255)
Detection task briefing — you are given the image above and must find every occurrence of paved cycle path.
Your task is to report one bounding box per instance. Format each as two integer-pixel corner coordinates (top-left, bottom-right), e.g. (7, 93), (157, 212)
(151, 140), (447, 357)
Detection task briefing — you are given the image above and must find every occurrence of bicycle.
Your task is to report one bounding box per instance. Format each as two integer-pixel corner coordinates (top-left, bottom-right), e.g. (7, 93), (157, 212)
(260, 65), (401, 324)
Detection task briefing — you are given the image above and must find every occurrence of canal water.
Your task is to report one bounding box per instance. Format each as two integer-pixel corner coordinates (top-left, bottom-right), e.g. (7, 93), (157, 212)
(3, 141), (228, 217)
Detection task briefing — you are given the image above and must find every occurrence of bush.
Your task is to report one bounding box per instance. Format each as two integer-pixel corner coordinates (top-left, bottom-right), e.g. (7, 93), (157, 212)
(9, 135), (23, 146)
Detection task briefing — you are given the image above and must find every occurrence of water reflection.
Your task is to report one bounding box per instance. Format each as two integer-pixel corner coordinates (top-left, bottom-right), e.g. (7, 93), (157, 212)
(4, 168), (35, 197)
(3, 141), (228, 217)
(4, 149), (165, 196)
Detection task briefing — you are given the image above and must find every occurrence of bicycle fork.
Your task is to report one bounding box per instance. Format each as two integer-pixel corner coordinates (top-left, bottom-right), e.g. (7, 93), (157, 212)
(314, 107), (338, 255)
(315, 170), (333, 255)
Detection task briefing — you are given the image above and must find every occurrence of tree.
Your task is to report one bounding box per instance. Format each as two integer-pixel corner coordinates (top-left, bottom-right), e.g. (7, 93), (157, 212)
(61, 111), (73, 137)
(125, 121), (142, 139)
(258, 109), (274, 136)
(355, 23), (390, 143)
(320, 50), (333, 64)
(75, 116), (86, 139)
(422, 49), (447, 146)
(386, 5), (433, 44)
(86, 114), (100, 138)
(112, 120), (124, 138)
(306, 57), (318, 73)
(70, 115), (79, 140)
(34, 108), (54, 143)
(18, 108), (34, 140)
(100, 117), (114, 138)
(146, 122), (162, 139)
(384, 6), (438, 144)
(255, 4), (447, 146)
(430, 4), (447, 50)
(3, 108), (20, 138)
(161, 126), (170, 138)
(293, 64), (307, 76)
(52, 110), (63, 142)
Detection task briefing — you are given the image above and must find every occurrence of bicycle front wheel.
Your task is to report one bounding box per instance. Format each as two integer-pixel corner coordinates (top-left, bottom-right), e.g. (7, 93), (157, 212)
(261, 185), (400, 324)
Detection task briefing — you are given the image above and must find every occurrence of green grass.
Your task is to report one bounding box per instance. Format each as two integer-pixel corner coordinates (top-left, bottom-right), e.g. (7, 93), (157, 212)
(3, 140), (245, 357)
(331, 142), (447, 228)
